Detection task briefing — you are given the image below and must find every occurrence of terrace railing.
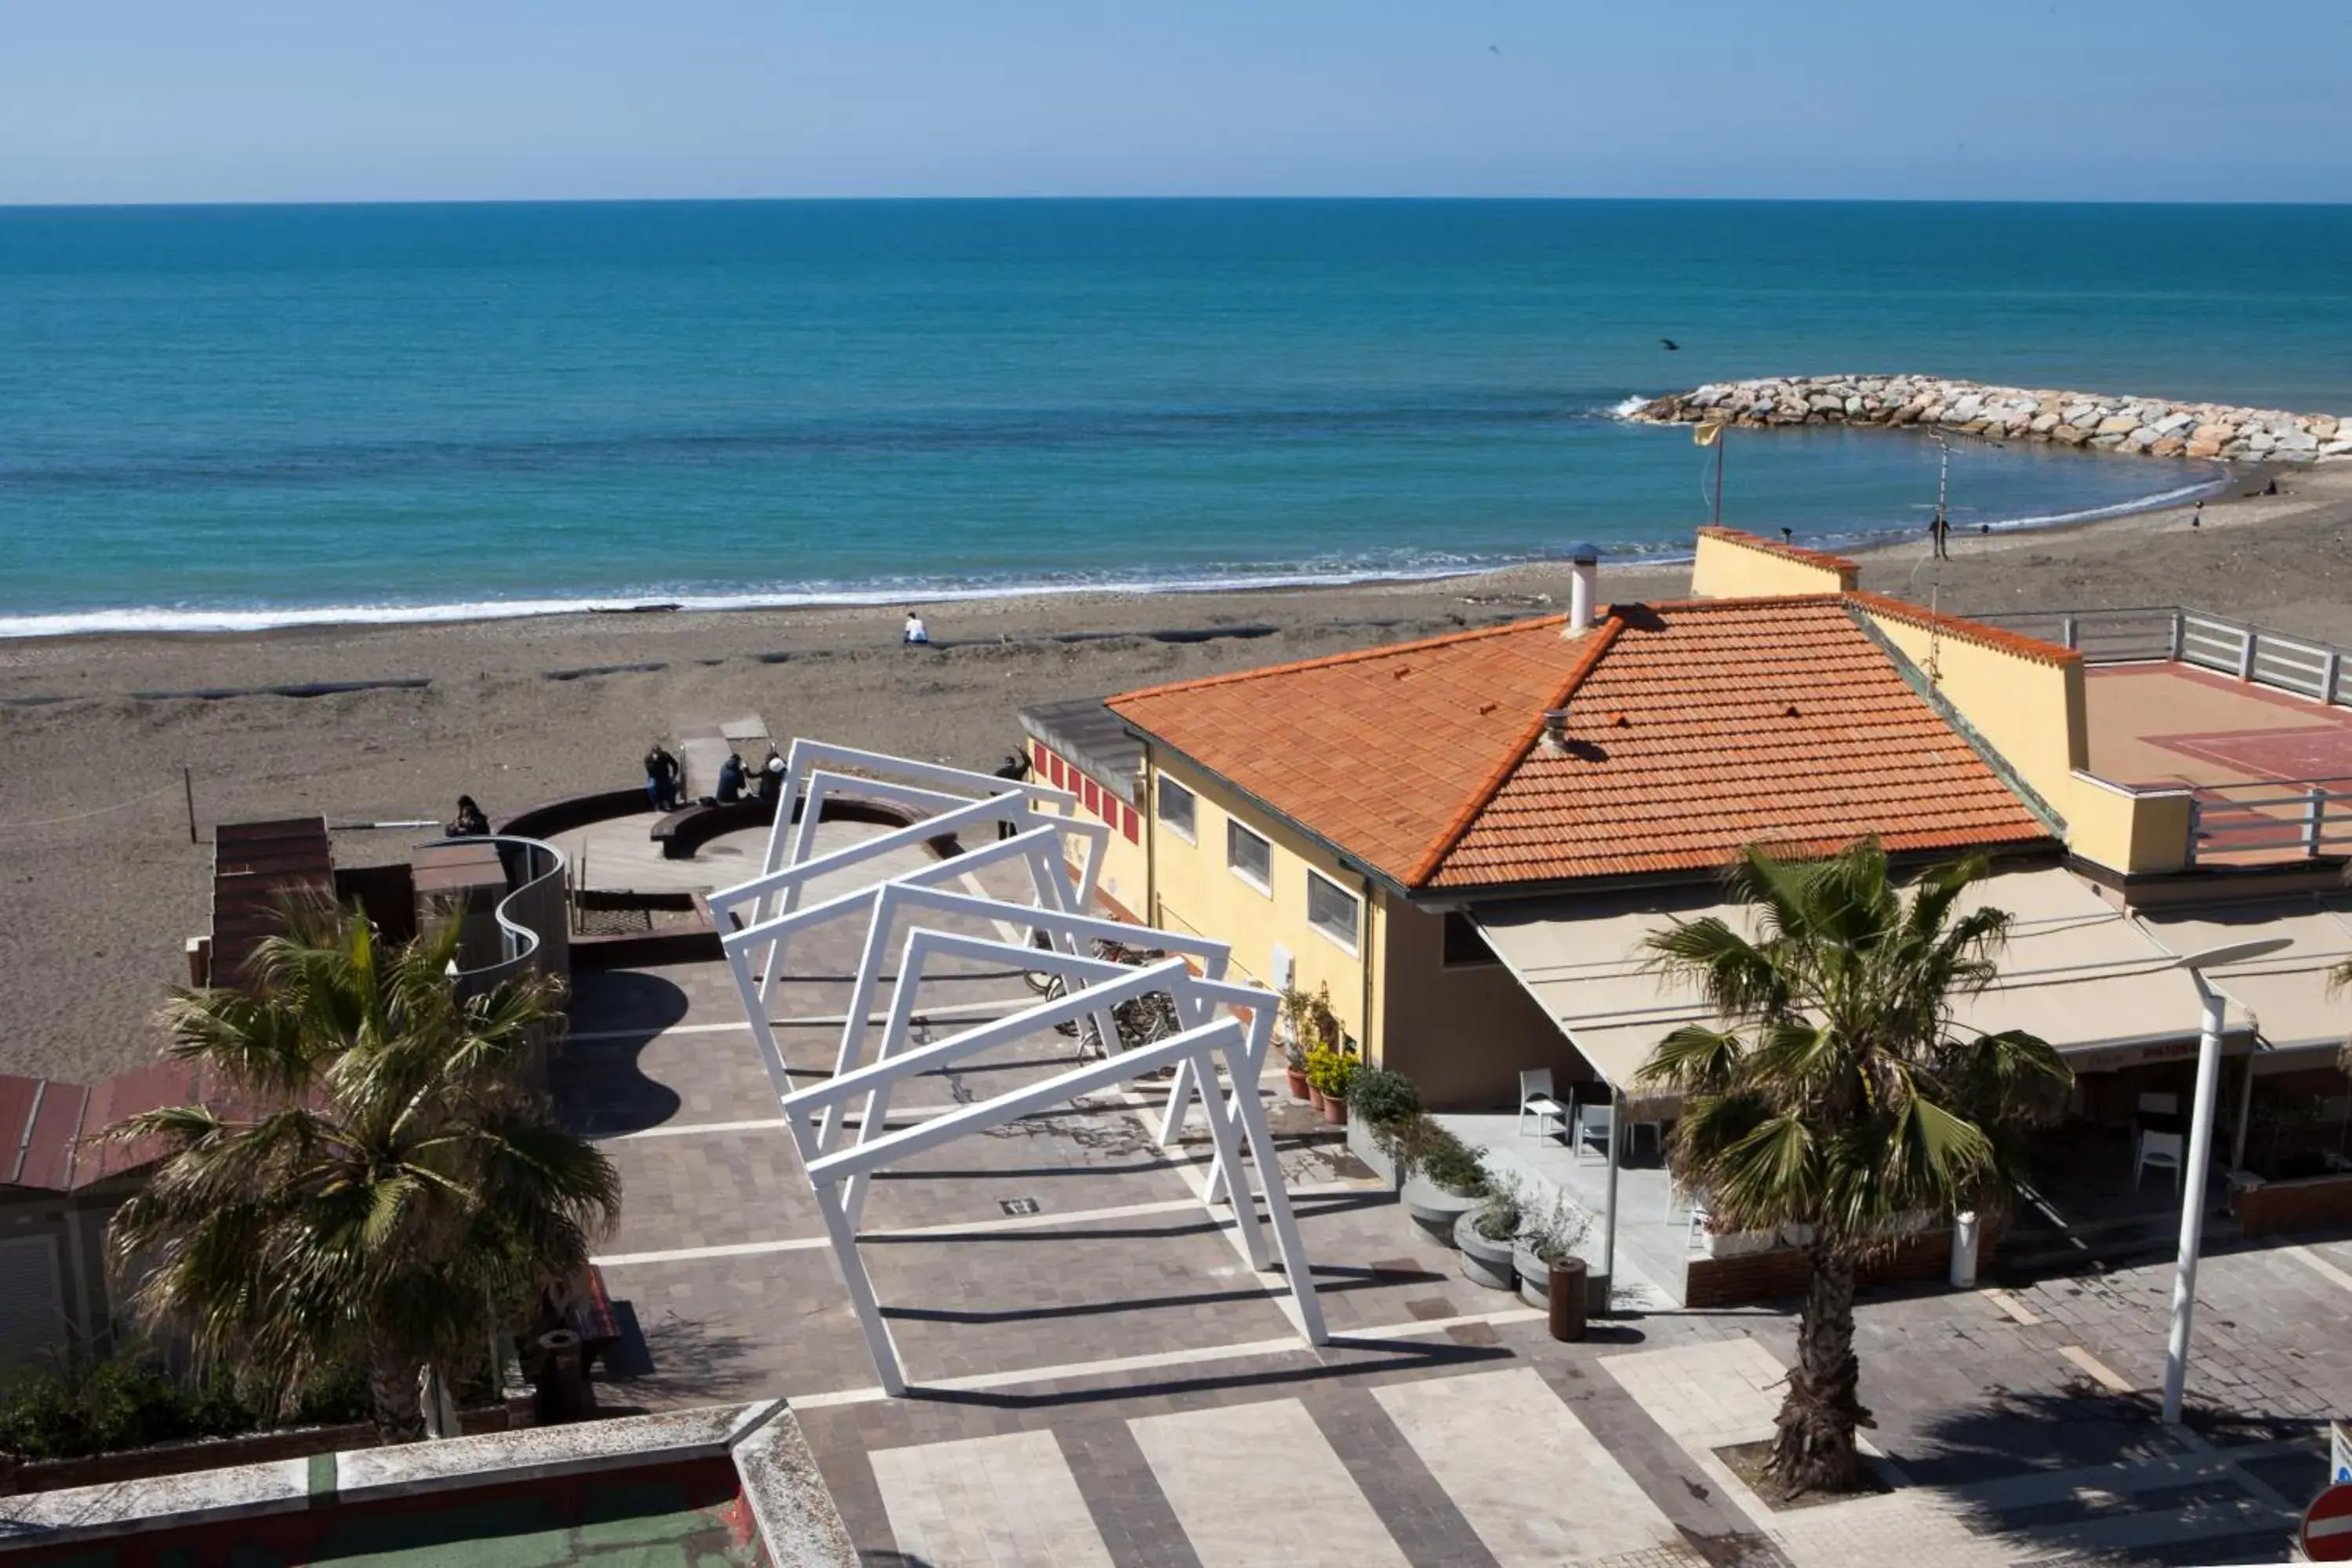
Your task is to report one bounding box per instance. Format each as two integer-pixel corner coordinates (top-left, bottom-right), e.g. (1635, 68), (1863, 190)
(418, 834), (571, 1002)
(1977, 606), (2352, 708)
(2186, 778), (2352, 866)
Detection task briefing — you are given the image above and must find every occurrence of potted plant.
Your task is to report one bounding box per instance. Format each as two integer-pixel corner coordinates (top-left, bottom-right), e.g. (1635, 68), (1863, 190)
(1278, 982), (1341, 1105)
(1398, 1119), (1487, 1248)
(1345, 1069), (1421, 1188)
(1305, 1046), (1358, 1126)
(1454, 1176), (1523, 1290)
(1512, 1193), (1593, 1312)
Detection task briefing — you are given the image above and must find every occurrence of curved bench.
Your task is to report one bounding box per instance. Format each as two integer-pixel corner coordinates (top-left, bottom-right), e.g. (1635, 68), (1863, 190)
(651, 797), (776, 859)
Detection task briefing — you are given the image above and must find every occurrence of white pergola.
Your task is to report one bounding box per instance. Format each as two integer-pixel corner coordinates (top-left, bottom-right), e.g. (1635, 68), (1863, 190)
(706, 742), (1326, 1396)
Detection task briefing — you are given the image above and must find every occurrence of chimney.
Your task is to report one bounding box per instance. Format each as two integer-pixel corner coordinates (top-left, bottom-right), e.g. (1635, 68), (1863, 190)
(1538, 706), (1572, 755)
(1566, 543), (1601, 636)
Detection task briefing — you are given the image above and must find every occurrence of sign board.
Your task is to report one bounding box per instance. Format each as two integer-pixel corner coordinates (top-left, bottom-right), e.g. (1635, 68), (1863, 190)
(2335, 1420), (2352, 1485)
(2304, 1481), (2352, 1562)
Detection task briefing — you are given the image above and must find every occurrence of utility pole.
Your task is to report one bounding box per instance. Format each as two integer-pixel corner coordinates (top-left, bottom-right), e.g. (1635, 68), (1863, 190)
(183, 765), (197, 844)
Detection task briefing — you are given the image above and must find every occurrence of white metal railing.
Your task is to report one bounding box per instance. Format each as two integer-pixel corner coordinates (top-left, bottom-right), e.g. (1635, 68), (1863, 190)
(2186, 778), (2352, 866)
(421, 834), (570, 999)
(1979, 606), (2352, 707)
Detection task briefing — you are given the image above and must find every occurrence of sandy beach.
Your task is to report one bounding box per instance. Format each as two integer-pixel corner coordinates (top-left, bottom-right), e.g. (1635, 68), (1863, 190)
(4, 465), (2349, 1083)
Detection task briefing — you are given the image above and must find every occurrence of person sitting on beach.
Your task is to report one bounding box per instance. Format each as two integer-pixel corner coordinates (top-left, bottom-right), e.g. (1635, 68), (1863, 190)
(902, 609), (930, 645)
(447, 795), (491, 837)
(758, 747), (786, 804)
(644, 741), (682, 811)
(715, 751), (749, 805)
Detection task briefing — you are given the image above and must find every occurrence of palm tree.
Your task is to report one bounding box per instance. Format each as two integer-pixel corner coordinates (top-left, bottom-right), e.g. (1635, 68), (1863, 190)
(1640, 839), (2071, 1496)
(105, 900), (620, 1442)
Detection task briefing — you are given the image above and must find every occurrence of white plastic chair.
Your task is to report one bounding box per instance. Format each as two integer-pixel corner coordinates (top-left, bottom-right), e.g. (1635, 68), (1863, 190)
(1518, 1069), (1567, 1140)
(2136, 1129), (2183, 1192)
(1573, 1098), (1615, 1164)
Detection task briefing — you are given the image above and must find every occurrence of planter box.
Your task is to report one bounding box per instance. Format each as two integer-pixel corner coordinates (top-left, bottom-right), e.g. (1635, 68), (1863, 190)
(1455, 1210), (1516, 1290)
(1345, 1116), (1401, 1191)
(1682, 1225), (1987, 1309)
(1401, 1174), (1481, 1249)
(2234, 1170), (2352, 1237)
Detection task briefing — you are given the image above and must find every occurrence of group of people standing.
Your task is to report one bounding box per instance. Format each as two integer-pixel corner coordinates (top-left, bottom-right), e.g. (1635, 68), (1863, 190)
(642, 740), (786, 812)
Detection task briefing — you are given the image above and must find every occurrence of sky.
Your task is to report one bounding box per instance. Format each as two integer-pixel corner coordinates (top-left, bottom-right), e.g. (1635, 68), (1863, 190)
(4, 2), (2349, 206)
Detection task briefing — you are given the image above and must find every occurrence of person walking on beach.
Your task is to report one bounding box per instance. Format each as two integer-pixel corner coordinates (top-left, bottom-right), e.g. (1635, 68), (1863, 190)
(644, 741), (681, 811)
(1929, 510), (1951, 561)
(991, 750), (1030, 840)
(902, 609), (930, 646)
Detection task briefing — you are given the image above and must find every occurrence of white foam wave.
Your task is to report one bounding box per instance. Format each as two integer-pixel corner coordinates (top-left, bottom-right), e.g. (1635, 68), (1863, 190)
(1609, 394), (1651, 418)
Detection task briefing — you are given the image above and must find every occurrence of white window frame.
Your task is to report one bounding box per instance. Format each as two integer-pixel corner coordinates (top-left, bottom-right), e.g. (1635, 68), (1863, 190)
(1226, 818), (1272, 895)
(1157, 775), (1198, 844)
(1305, 869), (1361, 954)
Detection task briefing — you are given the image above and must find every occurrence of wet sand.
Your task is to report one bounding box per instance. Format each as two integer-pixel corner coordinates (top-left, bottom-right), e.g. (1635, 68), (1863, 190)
(4, 464), (2350, 1081)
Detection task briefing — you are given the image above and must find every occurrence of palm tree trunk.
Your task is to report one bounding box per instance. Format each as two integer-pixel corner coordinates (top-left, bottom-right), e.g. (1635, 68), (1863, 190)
(367, 1332), (427, 1443)
(1770, 1247), (1873, 1494)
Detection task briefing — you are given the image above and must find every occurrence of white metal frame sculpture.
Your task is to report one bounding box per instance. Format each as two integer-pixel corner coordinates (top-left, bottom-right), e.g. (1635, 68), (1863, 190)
(705, 741), (1326, 1395)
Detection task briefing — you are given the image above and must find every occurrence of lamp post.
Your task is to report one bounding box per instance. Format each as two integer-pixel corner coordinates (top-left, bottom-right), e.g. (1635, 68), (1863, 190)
(2161, 935), (2292, 1425)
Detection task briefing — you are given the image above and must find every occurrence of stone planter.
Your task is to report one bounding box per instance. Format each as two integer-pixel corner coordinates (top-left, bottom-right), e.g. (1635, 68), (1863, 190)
(1345, 1115), (1400, 1191)
(1455, 1210), (1515, 1290)
(1515, 1245), (1608, 1315)
(1401, 1173), (1483, 1249)
(1512, 1242), (1552, 1309)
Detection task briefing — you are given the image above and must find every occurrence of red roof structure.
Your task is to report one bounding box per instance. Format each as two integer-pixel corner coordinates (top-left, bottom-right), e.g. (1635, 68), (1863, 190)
(1109, 595), (2055, 894)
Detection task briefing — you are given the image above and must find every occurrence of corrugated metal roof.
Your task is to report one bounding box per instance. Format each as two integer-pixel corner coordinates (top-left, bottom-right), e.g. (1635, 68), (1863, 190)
(1018, 699), (1143, 804)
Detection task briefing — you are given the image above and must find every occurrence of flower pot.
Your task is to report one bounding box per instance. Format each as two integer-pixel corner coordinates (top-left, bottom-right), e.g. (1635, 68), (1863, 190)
(1308, 1085), (1327, 1114)
(1286, 1067), (1311, 1102)
(1401, 1173), (1482, 1249)
(1322, 1095), (1348, 1127)
(1454, 1210), (1516, 1290)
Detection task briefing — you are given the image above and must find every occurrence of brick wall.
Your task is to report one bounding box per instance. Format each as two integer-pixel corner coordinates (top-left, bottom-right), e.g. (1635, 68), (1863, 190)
(2234, 1173), (2352, 1238)
(1682, 1228), (1970, 1309)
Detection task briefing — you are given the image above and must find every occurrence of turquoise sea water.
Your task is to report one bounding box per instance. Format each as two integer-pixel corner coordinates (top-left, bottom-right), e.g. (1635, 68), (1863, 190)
(4, 199), (2350, 636)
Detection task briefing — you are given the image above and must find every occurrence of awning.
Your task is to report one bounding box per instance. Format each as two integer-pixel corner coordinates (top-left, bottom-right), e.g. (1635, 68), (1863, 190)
(1470, 867), (2294, 1094)
(2135, 900), (2352, 1066)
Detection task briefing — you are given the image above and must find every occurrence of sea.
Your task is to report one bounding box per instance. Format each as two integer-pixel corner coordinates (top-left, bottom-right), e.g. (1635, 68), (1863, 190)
(4, 199), (2350, 637)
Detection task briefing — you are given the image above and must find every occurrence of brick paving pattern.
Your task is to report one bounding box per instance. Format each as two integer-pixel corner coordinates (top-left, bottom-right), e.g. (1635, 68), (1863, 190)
(553, 851), (2346, 1565)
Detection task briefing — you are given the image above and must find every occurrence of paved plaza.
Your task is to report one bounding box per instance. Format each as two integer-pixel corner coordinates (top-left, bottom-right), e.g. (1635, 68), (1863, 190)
(551, 824), (2352, 1566)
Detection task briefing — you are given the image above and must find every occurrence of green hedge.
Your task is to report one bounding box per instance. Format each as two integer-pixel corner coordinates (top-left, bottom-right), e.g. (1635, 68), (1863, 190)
(0, 1354), (369, 1462)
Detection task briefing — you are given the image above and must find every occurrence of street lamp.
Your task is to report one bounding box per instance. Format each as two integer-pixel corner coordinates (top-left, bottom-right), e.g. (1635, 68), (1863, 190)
(2161, 935), (2293, 1425)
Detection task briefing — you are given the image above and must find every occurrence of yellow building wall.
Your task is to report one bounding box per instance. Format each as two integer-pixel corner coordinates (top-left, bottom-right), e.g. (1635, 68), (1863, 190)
(1858, 606), (2086, 811)
(1688, 528), (1858, 599)
(1375, 900), (1583, 1112)
(1856, 604), (2196, 875)
(2066, 773), (2194, 877)
(1142, 753), (1375, 1051)
(1028, 739), (1150, 920)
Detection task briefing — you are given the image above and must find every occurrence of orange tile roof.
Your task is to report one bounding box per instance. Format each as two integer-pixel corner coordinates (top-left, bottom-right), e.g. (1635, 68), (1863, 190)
(1108, 596), (2053, 893)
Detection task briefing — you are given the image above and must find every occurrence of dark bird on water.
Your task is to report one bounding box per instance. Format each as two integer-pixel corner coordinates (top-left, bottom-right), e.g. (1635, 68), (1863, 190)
(1660, 338), (1680, 350)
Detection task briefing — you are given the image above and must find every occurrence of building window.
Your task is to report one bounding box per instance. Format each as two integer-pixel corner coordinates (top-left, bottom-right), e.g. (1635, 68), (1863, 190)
(1443, 911), (1500, 967)
(1226, 819), (1272, 892)
(1306, 869), (1360, 952)
(1157, 775), (1197, 842)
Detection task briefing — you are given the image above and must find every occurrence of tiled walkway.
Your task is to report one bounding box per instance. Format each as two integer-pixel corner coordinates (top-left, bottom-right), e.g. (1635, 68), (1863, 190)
(554, 821), (2346, 1565)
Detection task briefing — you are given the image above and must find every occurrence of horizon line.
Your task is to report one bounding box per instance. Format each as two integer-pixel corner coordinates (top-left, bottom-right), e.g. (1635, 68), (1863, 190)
(5, 193), (2352, 214)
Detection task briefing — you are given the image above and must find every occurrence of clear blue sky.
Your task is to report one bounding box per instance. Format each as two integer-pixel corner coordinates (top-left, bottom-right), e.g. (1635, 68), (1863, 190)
(5, 1), (2347, 205)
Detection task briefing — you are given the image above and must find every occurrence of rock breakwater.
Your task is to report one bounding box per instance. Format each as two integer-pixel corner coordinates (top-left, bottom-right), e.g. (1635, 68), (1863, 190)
(1634, 376), (2351, 463)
